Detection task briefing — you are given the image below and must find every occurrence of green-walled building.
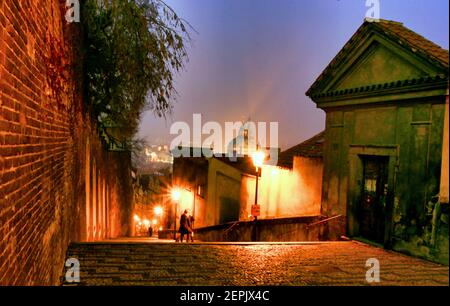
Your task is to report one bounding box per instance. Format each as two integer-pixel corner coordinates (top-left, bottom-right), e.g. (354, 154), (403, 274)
(307, 19), (449, 264)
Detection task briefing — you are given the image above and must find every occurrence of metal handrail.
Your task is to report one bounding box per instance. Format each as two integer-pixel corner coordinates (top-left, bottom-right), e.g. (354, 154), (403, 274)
(273, 215), (344, 240)
(305, 215), (343, 229)
(224, 221), (240, 239)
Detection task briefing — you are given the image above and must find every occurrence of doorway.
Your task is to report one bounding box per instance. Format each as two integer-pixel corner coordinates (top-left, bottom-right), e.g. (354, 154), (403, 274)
(358, 155), (389, 244)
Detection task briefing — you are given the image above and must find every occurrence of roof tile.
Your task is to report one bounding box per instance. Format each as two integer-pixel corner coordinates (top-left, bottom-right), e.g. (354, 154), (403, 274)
(277, 131), (325, 168)
(375, 19), (449, 66)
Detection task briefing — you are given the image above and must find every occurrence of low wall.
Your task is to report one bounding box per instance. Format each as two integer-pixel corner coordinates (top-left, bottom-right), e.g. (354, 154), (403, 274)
(158, 229), (176, 240)
(194, 216), (345, 242)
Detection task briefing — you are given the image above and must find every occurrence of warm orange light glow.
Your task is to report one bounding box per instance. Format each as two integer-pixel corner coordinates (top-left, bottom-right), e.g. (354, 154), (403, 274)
(154, 206), (163, 216)
(174, 189), (195, 216)
(143, 219), (150, 227)
(171, 188), (181, 201)
(133, 214), (140, 222)
(159, 226), (163, 231)
(243, 164), (321, 219)
(252, 151), (265, 168)
(271, 168), (279, 176)
(152, 219), (158, 225)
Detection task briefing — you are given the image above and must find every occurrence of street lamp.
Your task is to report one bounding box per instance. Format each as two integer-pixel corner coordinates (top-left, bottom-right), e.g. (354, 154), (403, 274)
(171, 188), (181, 240)
(171, 189), (181, 201)
(154, 206), (163, 216)
(251, 150), (265, 220)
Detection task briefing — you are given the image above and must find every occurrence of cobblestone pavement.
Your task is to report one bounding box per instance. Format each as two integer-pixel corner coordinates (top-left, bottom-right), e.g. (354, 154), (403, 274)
(64, 240), (449, 286)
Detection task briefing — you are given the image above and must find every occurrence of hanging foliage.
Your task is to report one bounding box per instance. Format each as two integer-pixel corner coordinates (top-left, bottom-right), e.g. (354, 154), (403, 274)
(82, 0), (192, 141)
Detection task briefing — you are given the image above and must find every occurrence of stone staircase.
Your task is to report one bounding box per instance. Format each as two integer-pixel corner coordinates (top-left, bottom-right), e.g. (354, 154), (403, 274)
(61, 240), (450, 286)
(62, 241), (212, 286)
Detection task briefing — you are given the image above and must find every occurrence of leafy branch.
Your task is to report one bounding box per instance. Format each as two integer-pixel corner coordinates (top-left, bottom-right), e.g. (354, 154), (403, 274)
(82, 0), (193, 143)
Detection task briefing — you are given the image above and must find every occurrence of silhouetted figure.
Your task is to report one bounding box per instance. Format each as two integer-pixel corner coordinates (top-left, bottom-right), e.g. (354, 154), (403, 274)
(148, 226), (153, 237)
(179, 210), (192, 243)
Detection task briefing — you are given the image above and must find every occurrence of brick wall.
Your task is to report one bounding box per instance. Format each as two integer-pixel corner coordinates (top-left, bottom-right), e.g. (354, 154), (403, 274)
(0, 0), (133, 285)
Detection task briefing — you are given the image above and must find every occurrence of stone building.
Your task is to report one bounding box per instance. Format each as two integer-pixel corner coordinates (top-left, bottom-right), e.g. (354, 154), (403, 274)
(171, 148), (255, 228)
(172, 136), (326, 232)
(306, 19), (449, 264)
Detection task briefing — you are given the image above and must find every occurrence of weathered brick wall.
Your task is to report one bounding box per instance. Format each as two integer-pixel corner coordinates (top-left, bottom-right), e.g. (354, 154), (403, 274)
(0, 0), (133, 285)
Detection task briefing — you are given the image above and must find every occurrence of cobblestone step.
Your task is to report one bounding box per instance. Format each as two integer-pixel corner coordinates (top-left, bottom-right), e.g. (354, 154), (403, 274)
(62, 240), (449, 286)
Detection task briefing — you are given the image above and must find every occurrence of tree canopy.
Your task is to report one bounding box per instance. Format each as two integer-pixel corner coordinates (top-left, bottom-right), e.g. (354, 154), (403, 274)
(82, 0), (191, 143)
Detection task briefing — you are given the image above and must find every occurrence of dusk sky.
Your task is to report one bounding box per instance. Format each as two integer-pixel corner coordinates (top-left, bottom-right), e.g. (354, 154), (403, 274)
(138, 0), (449, 150)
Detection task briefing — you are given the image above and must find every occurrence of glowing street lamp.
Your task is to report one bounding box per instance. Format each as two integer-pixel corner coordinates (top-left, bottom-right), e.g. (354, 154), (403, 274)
(154, 206), (163, 216)
(143, 219), (150, 228)
(133, 214), (140, 222)
(251, 149), (265, 221)
(252, 150), (265, 169)
(171, 189), (181, 202)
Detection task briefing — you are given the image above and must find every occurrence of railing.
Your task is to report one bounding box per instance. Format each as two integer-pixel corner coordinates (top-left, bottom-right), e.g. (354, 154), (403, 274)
(305, 215), (343, 230)
(273, 215), (344, 240)
(223, 221), (241, 240)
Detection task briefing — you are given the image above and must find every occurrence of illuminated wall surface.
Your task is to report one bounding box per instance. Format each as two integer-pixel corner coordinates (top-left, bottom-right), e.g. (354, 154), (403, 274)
(177, 190), (196, 216)
(172, 155), (323, 228)
(241, 158), (322, 220)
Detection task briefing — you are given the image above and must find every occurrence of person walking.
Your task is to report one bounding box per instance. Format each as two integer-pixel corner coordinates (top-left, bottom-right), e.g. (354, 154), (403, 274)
(178, 210), (192, 243)
(148, 226), (153, 237)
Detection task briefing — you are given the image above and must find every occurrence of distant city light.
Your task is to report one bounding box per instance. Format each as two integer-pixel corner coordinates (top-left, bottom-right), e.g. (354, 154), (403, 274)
(143, 145), (173, 164)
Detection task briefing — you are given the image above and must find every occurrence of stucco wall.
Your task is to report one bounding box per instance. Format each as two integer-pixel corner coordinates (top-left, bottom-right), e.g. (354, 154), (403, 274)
(322, 98), (447, 263)
(439, 95), (449, 204)
(240, 158), (322, 221)
(205, 158), (242, 226)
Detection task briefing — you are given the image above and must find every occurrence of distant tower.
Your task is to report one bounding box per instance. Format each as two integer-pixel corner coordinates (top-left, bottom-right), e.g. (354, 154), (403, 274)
(227, 119), (257, 157)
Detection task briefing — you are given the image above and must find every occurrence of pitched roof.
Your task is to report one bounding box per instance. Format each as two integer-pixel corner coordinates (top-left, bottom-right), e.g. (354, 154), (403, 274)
(307, 19), (449, 97)
(376, 20), (448, 67)
(214, 156), (258, 176)
(277, 131), (325, 168)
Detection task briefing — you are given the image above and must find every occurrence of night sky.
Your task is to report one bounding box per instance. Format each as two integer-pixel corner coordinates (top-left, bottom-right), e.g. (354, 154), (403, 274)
(138, 0), (449, 150)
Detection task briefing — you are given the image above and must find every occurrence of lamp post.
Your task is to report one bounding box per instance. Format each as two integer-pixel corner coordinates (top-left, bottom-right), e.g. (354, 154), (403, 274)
(171, 189), (181, 240)
(251, 149), (265, 221)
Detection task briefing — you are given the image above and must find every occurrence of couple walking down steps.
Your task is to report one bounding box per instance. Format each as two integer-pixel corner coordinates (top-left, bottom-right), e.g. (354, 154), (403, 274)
(178, 210), (195, 243)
